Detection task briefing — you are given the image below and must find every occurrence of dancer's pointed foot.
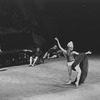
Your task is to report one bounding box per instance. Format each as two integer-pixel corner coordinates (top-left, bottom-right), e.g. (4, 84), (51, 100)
(65, 81), (72, 85)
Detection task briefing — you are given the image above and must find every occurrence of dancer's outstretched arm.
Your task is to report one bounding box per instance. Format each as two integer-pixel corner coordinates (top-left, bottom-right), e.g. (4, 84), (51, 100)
(73, 50), (92, 55)
(54, 37), (67, 54)
(72, 51), (79, 55)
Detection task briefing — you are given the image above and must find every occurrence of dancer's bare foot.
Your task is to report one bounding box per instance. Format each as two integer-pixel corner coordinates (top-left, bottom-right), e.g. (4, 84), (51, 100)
(65, 81), (72, 85)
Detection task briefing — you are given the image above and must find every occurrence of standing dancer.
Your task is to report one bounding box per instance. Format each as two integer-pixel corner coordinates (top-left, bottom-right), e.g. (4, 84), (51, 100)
(55, 37), (91, 87)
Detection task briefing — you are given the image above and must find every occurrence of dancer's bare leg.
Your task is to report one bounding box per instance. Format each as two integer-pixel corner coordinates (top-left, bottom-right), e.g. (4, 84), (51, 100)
(66, 66), (72, 84)
(32, 56), (38, 66)
(74, 64), (81, 87)
(43, 52), (48, 59)
(66, 61), (74, 84)
(29, 56), (33, 66)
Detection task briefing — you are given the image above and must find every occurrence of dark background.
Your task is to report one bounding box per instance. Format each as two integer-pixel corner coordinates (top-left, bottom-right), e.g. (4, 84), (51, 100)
(0, 0), (100, 54)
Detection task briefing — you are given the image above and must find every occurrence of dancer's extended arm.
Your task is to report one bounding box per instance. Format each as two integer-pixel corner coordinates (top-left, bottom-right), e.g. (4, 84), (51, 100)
(55, 37), (67, 54)
(73, 50), (92, 55)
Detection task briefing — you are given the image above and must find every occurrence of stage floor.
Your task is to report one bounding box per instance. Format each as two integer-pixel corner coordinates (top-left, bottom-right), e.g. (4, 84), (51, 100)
(0, 55), (100, 100)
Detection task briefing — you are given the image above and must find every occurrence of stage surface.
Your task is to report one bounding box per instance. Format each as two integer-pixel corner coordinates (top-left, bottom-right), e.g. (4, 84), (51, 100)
(0, 56), (100, 100)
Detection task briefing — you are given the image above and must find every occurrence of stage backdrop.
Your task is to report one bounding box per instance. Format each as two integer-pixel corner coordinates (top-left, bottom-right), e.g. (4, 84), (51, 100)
(0, 30), (34, 51)
(0, 0), (100, 54)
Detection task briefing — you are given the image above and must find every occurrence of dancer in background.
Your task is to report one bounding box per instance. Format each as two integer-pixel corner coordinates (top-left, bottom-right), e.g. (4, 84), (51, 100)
(43, 45), (59, 59)
(29, 47), (44, 67)
(55, 37), (92, 87)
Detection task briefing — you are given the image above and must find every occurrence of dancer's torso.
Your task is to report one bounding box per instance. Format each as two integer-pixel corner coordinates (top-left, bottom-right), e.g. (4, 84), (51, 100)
(66, 50), (75, 62)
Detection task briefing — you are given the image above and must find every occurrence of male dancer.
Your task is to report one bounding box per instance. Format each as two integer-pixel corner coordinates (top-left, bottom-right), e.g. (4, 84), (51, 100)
(55, 37), (91, 87)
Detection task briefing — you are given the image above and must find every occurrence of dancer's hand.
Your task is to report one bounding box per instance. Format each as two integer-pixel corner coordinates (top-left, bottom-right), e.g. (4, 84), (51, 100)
(85, 50), (92, 54)
(54, 37), (58, 41)
(87, 50), (92, 54)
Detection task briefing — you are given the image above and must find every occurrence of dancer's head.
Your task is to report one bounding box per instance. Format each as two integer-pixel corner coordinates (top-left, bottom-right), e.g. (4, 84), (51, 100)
(36, 47), (40, 52)
(67, 41), (74, 50)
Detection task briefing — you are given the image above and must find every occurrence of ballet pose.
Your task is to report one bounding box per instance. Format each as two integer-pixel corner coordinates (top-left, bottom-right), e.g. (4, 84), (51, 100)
(55, 37), (91, 87)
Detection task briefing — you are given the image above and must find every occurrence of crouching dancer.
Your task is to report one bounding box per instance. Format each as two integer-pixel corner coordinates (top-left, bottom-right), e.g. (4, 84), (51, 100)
(29, 47), (44, 67)
(55, 37), (92, 87)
